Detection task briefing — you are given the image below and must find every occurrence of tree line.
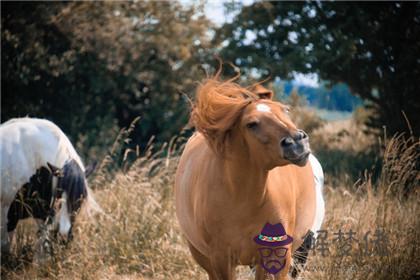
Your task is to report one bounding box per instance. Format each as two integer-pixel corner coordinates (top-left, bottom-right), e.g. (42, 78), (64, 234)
(2, 1), (419, 159)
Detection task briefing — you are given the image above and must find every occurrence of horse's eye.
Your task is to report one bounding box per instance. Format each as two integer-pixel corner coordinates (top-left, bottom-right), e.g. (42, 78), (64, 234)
(246, 121), (259, 129)
(284, 107), (290, 114)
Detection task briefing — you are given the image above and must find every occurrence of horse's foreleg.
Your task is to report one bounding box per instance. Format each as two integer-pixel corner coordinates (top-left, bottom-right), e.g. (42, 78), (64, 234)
(276, 249), (292, 280)
(255, 264), (269, 280)
(187, 241), (219, 279)
(210, 249), (236, 280)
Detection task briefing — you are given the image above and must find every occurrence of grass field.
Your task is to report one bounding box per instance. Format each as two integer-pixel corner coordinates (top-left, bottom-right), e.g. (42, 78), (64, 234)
(1, 117), (419, 280)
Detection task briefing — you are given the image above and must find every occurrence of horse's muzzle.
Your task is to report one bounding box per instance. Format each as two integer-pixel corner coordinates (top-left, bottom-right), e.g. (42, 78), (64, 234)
(281, 130), (311, 166)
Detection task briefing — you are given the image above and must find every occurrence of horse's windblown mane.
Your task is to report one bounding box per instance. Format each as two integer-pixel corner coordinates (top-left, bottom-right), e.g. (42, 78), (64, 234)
(191, 75), (258, 155)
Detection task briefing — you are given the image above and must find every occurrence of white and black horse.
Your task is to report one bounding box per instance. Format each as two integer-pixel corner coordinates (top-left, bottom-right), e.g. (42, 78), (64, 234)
(0, 117), (97, 262)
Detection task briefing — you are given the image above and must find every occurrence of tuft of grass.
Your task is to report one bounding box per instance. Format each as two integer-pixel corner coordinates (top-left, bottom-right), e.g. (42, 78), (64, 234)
(2, 124), (419, 279)
(379, 134), (419, 197)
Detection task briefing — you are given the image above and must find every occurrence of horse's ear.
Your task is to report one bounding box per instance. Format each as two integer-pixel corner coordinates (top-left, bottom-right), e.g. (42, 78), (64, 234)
(252, 84), (274, 100)
(47, 162), (63, 177)
(257, 90), (273, 100)
(84, 161), (98, 178)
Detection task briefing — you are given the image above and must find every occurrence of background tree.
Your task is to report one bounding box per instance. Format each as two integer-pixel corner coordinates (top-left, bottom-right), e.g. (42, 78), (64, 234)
(2, 2), (212, 159)
(217, 1), (420, 137)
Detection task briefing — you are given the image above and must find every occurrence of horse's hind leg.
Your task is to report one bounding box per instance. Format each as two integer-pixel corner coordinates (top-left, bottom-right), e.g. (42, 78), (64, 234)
(291, 230), (314, 278)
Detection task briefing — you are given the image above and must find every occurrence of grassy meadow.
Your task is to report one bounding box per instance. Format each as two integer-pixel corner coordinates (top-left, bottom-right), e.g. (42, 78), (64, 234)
(1, 111), (419, 280)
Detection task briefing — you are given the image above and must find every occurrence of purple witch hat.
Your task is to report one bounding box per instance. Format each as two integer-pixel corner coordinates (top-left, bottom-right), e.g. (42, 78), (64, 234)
(254, 223), (293, 247)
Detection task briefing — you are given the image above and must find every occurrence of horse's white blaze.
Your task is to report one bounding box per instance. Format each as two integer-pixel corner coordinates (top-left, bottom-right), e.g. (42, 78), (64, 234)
(308, 154), (325, 237)
(256, 103), (271, 113)
(57, 193), (72, 236)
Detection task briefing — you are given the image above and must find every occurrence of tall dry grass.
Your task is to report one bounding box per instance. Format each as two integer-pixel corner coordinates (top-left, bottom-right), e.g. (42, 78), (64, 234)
(298, 134), (419, 279)
(305, 118), (383, 188)
(1, 122), (419, 280)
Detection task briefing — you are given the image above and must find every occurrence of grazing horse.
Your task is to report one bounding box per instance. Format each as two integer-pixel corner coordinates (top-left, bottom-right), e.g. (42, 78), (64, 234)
(175, 78), (325, 279)
(0, 117), (96, 262)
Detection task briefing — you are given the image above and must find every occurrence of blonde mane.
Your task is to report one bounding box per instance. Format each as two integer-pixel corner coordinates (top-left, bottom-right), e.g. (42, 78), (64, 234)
(191, 75), (258, 155)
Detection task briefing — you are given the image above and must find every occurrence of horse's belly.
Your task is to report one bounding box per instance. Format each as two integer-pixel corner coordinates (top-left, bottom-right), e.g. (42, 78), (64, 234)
(1, 155), (33, 206)
(1, 169), (21, 207)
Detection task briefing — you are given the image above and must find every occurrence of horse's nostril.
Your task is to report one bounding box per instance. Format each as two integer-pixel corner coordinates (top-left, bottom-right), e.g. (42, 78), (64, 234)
(294, 130), (308, 141)
(281, 137), (294, 147)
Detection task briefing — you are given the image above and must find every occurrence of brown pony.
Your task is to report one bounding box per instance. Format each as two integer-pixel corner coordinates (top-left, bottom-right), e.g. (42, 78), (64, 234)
(175, 76), (325, 280)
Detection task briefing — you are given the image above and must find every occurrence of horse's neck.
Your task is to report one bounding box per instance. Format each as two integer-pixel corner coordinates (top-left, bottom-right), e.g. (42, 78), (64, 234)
(221, 152), (268, 205)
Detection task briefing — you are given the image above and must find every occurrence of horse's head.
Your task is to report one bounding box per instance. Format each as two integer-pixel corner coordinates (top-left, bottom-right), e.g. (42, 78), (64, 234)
(192, 78), (310, 170)
(45, 160), (88, 241)
(31, 159), (89, 263)
(240, 86), (310, 169)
